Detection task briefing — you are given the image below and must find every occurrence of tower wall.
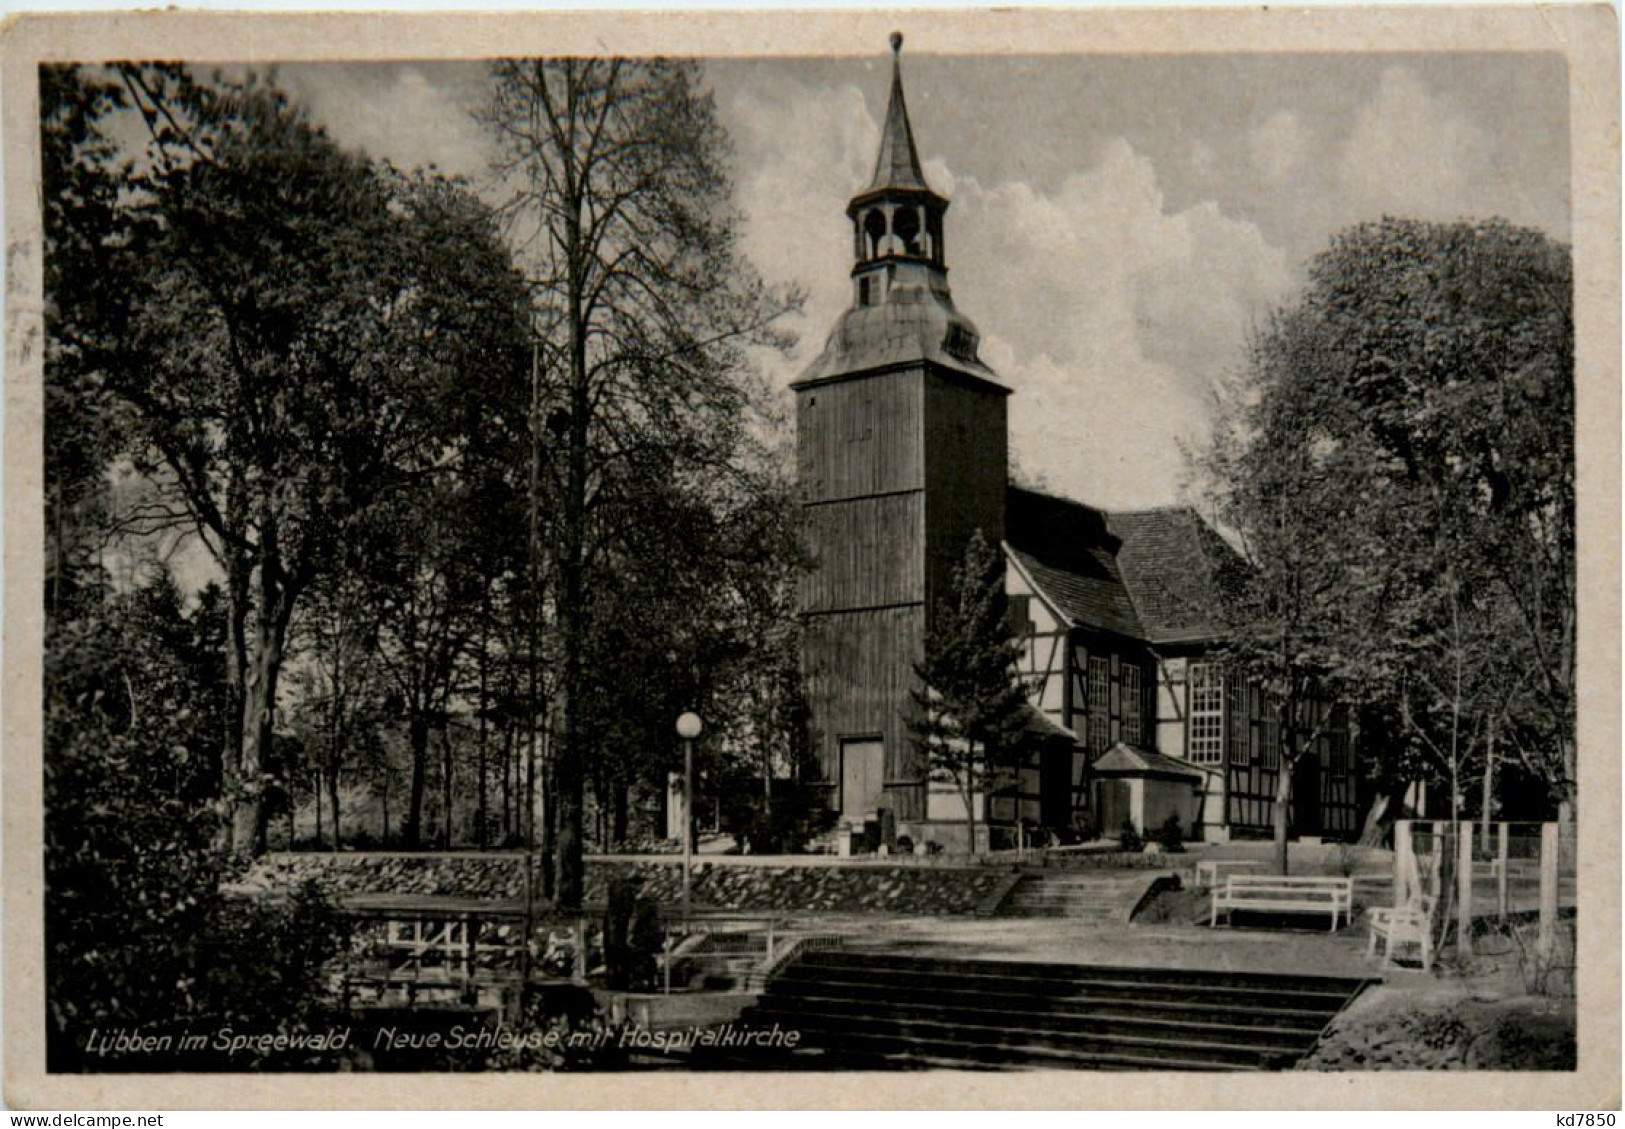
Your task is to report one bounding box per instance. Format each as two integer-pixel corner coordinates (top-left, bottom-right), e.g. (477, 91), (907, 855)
(797, 367), (928, 820)
(923, 370), (1008, 624)
(796, 364), (1008, 824)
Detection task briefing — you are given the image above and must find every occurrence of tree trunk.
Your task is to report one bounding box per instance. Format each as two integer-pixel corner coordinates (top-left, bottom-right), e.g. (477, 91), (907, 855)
(1558, 736), (1576, 825)
(476, 600), (489, 848)
(554, 108), (593, 911)
(221, 555), (251, 852)
(440, 726), (454, 848)
(612, 779), (629, 847)
(313, 769), (324, 849)
(964, 744), (978, 855)
(327, 767), (341, 850)
(539, 724), (559, 903)
(1358, 792), (1392, 848)
(500, 720), (514, 843)
(1273, 762), (1292, 876)
(404, 713), (429, 848)
(232, 589), (289, 858)
(218, 476), (251, 852)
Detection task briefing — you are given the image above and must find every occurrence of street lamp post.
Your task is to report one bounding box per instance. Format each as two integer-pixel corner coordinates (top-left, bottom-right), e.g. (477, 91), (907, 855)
(676, 712), (703, 923)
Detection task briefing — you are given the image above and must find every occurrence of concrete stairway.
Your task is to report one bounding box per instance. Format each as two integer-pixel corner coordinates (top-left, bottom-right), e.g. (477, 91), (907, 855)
(995, 870), (1171, 922)
(696, 950), (1371, 1071)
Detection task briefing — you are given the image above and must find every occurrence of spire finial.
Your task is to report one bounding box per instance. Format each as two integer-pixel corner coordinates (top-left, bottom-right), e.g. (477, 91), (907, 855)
(863, 30), (930, 195)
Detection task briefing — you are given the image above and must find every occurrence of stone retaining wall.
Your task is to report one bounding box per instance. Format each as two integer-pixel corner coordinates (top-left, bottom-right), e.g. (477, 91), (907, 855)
(238, 852), (1009, 916)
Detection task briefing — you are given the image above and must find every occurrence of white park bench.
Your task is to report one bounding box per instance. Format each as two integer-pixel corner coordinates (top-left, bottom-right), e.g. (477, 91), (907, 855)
(1209, 874), (1354, 932)
(1366, 892), (1439, 973)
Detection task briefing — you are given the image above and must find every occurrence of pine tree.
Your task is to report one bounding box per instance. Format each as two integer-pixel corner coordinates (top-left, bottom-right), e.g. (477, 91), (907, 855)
(910, 530), (1034, 853)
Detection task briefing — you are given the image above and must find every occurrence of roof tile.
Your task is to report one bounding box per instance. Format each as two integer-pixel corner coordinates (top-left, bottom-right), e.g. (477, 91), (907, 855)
(1005, 487), (1238, 645)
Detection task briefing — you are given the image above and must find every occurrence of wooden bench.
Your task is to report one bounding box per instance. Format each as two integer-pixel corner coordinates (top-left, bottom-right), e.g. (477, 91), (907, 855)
(1366, 893), (1438, 972)
(1209, 874), (1354, 932)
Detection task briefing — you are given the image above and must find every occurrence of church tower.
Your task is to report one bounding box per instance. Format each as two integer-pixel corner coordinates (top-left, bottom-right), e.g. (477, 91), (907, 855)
(795, 35), (1010, 829)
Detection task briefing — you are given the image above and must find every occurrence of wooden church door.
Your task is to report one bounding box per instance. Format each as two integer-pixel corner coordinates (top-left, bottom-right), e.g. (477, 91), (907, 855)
(840, 739), (886, 820)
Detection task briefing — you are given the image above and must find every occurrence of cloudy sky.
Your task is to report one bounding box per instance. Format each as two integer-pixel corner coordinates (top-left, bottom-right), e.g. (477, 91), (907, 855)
(277, 51), (1569, 509)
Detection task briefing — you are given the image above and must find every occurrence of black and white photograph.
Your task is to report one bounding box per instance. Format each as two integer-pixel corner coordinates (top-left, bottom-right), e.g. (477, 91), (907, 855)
(3, 7), (1618, 1110)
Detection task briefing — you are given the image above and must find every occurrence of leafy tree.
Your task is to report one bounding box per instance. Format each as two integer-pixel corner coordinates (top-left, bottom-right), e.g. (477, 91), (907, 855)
(285, 573), (390, 848)
(1197, 356), (1368, 873)
(1197, 218), (1574, 861)
(40, 66), (138, 621)
(480, 58), (800, 905)
(909, 530), (1036, 853)
(44, 573), (345, 1068)
(69, 68), (531, 855)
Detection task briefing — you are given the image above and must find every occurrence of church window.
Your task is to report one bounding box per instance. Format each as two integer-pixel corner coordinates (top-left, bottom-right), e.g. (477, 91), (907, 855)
(1087, 655), (1110, 752)
(1121, 664), (1143, 747)
(1226, 671), (1250, 763)
(1188, 662), (1224, 765)
(1006, 593), (1033, 639)
(1258, 705), (1280, 769)
(1326, 709), (1351, 776)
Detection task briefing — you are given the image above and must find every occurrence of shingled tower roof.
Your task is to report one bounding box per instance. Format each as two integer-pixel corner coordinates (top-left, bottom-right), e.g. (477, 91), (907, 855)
(795, 34), (1003, 390)
(866, 32), (931, 195)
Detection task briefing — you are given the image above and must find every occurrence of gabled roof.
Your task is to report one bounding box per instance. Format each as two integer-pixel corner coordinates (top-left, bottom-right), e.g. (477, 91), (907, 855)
(1092, 742), (1208, 780)
(1005, 487), (1238, 646)
(1107, 507), (1240, 646)
(865, 37), (932, 196)
(1005, 488), (1142, 638)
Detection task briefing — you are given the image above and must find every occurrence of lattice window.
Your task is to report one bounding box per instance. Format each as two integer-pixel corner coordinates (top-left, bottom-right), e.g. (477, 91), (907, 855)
(1188, 662), (1224, 765)
(1121, 664), (1143, 747)
(1226, 672), (1250, 763)
(1087, 655), (1111, 752)
(1326, 723), (1351, 777)
(1258, 704), (1280, 769)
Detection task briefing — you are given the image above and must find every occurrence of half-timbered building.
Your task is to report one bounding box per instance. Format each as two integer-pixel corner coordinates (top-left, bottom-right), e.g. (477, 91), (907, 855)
(794, 39), (1359, 849)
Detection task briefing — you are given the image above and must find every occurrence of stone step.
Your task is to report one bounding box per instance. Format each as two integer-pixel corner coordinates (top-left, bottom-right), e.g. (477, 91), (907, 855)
(742, 1005), (1306, 1069)
(778, 961), (1360, 1010)
(765, 975), (1337, 1029)
(764, 990), (1333, 1045)
(697, 948), (1373, 1071)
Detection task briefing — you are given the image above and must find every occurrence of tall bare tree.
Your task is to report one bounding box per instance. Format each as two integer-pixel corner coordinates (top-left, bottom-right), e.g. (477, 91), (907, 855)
(481, 59), (798, 906)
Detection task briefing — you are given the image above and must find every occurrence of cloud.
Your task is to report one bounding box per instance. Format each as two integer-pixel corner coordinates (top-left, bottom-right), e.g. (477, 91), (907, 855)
(1249, 110), (1310, 185)
(724, 87), (1293, 509)
(1337, 66), (1493, 223)
(723, 78), (877, 378)
(281, 64), (490, 180)
(946, 139), (1292, 508)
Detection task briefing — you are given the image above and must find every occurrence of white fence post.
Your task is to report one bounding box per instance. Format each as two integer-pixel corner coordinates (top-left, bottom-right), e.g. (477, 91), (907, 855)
(1394, 820), (1413, 905)
(1496, 822), (1509, 921)
(1539, 822), (1559, 962)
(1456, 825), (1474, 957)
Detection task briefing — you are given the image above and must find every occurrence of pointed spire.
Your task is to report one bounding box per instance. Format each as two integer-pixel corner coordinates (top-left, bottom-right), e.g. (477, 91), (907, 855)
(866, 32), (931, 194)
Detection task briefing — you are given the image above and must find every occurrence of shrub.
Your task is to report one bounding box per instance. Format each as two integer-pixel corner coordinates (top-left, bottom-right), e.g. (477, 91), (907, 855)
(721, 782), (837, 854)
(896, 835), (914, 855)
(1118, 818), (1143, 853)
(1155, 813), (1186, 853)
